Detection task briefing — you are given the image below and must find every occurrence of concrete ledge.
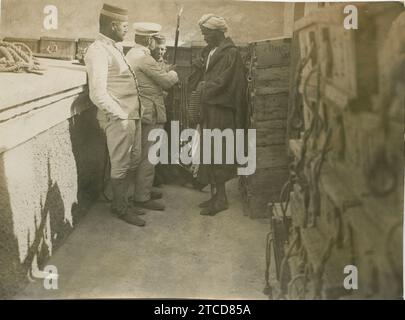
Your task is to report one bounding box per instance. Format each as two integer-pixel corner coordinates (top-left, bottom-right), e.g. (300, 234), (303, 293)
(0, 58), (87, 110)
(0, 59), (90, 153)
(0, 58), (105, 298)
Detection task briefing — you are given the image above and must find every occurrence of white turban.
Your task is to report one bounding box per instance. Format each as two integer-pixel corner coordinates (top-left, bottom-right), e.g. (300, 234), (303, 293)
(198, 14), (228, 32)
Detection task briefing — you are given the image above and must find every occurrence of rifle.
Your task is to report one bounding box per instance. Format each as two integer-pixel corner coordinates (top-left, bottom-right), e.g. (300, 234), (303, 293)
(169, 6), (183, 125)
(173, 6), (183, 65)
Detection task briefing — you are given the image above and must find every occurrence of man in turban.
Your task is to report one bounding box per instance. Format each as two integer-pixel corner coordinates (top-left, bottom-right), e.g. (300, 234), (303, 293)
(190, 14), (248, 216)
(84, 4), (146, 226)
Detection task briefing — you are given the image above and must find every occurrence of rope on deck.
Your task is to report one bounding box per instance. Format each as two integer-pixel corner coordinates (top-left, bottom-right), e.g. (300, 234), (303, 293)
(0, 41), (43, 75)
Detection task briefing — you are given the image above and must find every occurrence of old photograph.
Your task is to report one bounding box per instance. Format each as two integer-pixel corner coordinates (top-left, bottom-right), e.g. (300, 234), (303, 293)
(0, 0), (404, 301)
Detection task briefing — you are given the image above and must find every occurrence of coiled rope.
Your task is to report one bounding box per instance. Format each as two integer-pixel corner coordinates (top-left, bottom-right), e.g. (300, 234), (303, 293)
(0, 41), (43, 74)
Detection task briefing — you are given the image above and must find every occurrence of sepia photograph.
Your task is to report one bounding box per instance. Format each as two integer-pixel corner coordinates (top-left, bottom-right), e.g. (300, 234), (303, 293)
(0, 0), (404, 302)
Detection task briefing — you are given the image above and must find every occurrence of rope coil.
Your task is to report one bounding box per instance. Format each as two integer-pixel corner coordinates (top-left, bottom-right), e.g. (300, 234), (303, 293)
(0, 41), (43, 74)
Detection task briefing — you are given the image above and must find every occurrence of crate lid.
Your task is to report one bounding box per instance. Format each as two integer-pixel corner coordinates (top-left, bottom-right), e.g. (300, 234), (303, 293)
(78, 38), (95, 42)
(40, 36), (77, 42)
(3, 37), (39, 42)
(249, 36), (292, 46)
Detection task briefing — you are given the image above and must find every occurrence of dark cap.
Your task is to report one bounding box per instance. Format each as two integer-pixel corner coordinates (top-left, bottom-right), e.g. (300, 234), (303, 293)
(100, 4), (128, 21)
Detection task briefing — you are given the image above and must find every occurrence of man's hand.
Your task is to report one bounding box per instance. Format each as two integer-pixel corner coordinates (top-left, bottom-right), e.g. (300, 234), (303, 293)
(196, 80), (205, 93)
(168, 70), (180, 85)
(192, 57), (204, 70)
(168, 64), (177, 71)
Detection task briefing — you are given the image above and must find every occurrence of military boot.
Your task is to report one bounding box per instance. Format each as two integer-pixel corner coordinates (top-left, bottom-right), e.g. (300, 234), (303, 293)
(110, 178), (146, 227)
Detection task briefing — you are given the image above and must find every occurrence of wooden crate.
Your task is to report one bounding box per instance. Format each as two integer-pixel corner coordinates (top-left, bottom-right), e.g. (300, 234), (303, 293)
(240, 167), (289, 219)
(251, 93), (288, 121)
(190, 43), (205, 64)
(39, 37), (77, 60)
(256, 127), (286, 147)
(2, 37), (39, 53)
(241, 37), (292, 219)
(254, 120), (287, 148)
(256, 145), (289, 169)
(166, 46), (191, 66)
(253, 66), (290, 95)
(284, 3), (404, 300)
(250, 38), (291, 68)
(76, 38), (94, 62)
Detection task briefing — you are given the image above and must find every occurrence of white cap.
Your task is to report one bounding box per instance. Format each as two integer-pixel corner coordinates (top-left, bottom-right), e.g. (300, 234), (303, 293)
(133, 22), (162, 36)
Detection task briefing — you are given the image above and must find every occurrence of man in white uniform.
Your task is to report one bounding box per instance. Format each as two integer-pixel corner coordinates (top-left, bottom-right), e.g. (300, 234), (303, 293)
(84, 4), (146, 226)
(126, 23), (179, 211)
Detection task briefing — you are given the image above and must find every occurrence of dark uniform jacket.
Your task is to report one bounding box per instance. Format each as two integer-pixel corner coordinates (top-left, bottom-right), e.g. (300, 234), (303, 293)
(189, 37), (248, 184)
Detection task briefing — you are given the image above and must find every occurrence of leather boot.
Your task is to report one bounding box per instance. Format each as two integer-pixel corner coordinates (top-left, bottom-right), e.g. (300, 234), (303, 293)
(110, 178), (146, 226)
(133, 199), (165, 211)
(198, 194), (217, 208)
(110, 178), (127, 214)
(151, 189), (163, 200)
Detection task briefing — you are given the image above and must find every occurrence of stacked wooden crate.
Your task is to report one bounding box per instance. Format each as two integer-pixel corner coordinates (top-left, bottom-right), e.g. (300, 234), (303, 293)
(2, 36), (93, 61)
(76, 38), (95, 63)
(280, 3), (404, 299)
(240, 37), (291, 219)
(2, 37), (39, 52)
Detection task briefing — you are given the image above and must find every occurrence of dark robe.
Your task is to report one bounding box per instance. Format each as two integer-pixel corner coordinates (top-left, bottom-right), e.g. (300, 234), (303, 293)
(189, 37), (248, 185)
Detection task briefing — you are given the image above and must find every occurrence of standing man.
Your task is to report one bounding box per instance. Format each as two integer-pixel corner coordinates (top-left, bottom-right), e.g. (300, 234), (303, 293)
(84, 4), (146, 226)
(126, 23), (179, 211)
(151, 34), (168, 67)
(191, 14), (248, 216)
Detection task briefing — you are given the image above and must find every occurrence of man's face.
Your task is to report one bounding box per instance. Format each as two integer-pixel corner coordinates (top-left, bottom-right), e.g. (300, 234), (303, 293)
(201, 27), (219, 48)
(157, 44), (167, 60)
(151, 44), (166, 61)
(112, 21), (128, 42)
(148, 37), (157, 51)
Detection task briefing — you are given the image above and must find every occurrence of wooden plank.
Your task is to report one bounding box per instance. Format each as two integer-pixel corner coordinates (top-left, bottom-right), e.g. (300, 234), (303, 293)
(241, 167), (289, 218)
(253, 119), (286, 131)
(253, 67), (290, 95)
(256, 128), (286, 147)
(251, 38), (291, 68)
(287, 30), (303, 140)
(39, 37), (77, 60)
(288, 139), (303, 158)
(256, 145), (289, 169)
(251, 93), (288, 120)
(166, 46), (191, 66)
(76, 38), (94, 62)
(3, 37), (39, 53)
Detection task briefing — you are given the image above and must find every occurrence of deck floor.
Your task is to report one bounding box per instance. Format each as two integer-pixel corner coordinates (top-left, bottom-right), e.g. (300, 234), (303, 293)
(16, 179), (270, 299)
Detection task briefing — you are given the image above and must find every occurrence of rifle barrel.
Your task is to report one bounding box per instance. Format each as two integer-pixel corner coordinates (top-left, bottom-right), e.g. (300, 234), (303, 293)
(173, 8), (183, 65)
(173, 30), (179, 65)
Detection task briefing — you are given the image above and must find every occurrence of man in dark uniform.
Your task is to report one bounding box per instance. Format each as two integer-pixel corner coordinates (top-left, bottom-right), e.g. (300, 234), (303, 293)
(191, 14), (248, 216)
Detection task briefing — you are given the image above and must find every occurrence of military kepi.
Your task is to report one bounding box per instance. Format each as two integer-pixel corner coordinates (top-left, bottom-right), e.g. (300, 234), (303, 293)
(153, 34), (166, 45)
(100, 3), (129, 21)
(133, 22), (162, 36)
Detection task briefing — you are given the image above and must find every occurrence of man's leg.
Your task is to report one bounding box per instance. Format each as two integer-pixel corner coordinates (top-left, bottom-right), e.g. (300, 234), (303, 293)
(127, 119), (147, 215)
(200, 181), (229, 216)
(133, 123), (165, 210)
(199, 184), (216, 208)
(105, 118), (145, 226)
